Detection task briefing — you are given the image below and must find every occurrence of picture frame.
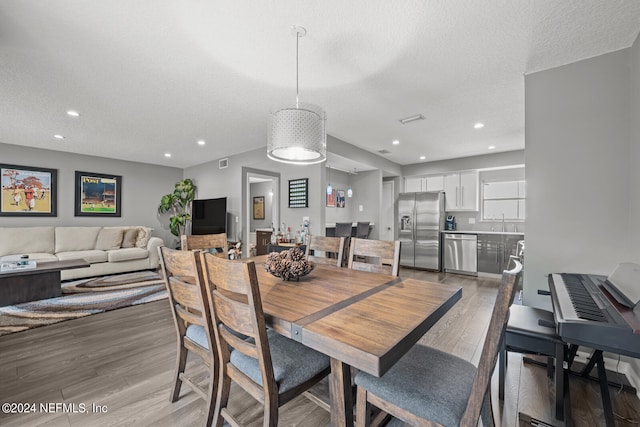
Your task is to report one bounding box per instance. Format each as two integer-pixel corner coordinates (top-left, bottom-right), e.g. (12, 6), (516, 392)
(336, 190), (346, 208)
(253, 196), (265, 220)
(288, 178), (309, 208)
(0, 163), (57, 216)
(326, 189), (336, 207)
(75, 171), (122, 217)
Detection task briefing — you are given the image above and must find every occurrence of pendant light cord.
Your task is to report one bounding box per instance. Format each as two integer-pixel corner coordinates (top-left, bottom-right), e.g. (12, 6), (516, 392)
(295, 31), (300, 109)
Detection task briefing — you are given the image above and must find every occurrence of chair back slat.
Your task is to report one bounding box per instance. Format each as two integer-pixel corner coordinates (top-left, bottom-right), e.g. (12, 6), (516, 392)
(175, 304), (205, 326)
(305, 235), (345, 267)
(167, 277), (204, 311)
(460, 259), (523, 427)
(348, 238), (401, 276)
(213, 291), (256, 337)
(181, 233), (228, 258)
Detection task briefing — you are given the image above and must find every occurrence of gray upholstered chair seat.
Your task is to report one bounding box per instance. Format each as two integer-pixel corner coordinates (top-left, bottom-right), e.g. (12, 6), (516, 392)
(230, 329), (330, 394)
(355, 344), (477, 427)
(186, 324), (208, 349)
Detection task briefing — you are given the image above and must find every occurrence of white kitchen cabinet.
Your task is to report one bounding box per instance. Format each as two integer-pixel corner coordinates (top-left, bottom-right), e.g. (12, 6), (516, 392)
(425, 175), (444, 191)
(444, 171), (478, 211)
(404, 176), (425, 192)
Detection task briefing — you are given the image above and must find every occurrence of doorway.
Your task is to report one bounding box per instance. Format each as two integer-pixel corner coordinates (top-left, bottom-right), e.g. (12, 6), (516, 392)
(242, 167), (280, 258)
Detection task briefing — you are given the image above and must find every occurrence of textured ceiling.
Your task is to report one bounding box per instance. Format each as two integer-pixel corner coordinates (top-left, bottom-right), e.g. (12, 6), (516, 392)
(1, 1), (639, 169)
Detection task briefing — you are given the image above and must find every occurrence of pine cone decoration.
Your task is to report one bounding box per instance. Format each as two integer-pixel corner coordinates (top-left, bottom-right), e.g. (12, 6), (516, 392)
(264, 247), (313, 281)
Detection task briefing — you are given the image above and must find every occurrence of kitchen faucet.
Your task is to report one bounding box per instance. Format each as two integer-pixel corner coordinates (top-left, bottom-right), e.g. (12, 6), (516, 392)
(501, 213), (505, 232)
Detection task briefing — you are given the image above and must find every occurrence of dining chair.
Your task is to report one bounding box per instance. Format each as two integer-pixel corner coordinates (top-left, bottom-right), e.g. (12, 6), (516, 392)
(498, 256), (566, 421)
(181, 233), (228, 258)
(158, 246), (218, 427)
(305, 235), (345, 267)
(355, 221), (371, 239)
(354, 259), (523, 427)
(335, 222), (354, 238)
(198, 252), (331, 427)
(347, 238), (401, 276)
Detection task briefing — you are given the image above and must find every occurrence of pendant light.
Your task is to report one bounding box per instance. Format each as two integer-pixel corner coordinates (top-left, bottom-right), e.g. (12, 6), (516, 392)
(347, 168), (356, 197)
(267, 26), (327, 165)
(326, 165), (333, 195)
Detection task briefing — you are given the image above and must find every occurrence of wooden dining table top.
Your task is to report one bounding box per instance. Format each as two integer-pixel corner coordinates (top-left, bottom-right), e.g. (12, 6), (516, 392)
(251, 255), (462, 378)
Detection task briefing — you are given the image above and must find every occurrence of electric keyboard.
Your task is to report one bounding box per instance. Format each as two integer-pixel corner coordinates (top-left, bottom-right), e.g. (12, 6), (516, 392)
(548, 272), (640, 358)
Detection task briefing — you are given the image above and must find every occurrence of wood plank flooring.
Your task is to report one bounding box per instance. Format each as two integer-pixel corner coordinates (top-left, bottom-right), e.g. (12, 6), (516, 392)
(1, 268), (639, 426)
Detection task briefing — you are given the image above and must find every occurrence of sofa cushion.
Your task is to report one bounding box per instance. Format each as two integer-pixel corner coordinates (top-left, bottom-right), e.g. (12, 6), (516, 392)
(135, 226), (152, 248)
(55, 227), (101, 253)
(0, 227), (55, 257)
(121, 228), (139, 248)
(56, 250), (108, 264)
(0, 253), (59, 262)
(95, 228), (124, 250)
(107, 248), (149, 263)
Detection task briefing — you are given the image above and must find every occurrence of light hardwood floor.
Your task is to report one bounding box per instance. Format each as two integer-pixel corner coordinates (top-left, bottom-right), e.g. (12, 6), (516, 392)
(1, 269), (639, 426)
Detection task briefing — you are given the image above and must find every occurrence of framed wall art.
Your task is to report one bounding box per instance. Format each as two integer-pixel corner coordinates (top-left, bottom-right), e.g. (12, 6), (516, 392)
(0, 164), (57, 216)
(326, 189), (336, 207)
(253, 196), (265, 220)
(75, 171), (122, 217)
(288, 178), (308, 208)
(336, 190), (346, 208)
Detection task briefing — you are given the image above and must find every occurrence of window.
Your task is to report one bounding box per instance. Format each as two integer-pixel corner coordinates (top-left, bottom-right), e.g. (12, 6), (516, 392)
(482, 180), (525, 221)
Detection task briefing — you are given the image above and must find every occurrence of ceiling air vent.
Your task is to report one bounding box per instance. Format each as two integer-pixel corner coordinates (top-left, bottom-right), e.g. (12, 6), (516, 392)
(219, 158), (229, 169)
(378, 149), (391, 154)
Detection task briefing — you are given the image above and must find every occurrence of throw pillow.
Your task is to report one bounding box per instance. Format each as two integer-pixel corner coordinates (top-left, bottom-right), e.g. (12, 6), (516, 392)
(95, 228), (124, 251)
(121, 228), (139, 248)
(135, 226), (153, 248)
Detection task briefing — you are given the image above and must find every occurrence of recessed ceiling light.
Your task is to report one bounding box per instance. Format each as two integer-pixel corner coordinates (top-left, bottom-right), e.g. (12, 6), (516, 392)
(54, 134), (64, 140)
(197, 140), (206, 146)
(474, 122), (485, 129)
(392, 140), (400, 145)
(66, 110), (80, 117)
(488, 145), (496, 150)
(419, 155), (426, 160)
(164, 153), (172, 158)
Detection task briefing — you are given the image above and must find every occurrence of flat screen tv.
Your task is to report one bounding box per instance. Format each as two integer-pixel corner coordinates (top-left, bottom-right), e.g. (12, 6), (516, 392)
(191, 197), (227, 235)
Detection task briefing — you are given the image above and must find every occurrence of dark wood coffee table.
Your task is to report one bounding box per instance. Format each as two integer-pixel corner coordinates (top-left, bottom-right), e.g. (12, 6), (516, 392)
(0, 259), (90, 306)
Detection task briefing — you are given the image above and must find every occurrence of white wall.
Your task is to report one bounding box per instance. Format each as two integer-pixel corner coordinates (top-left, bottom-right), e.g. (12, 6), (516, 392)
(524, 48), (632, 309)
(0, 142), (183, 245)
(631, 32), (640, 261)
(325, 169), (354, 224)
(402, 150), (524, 177)
(249, 181), (274, 231)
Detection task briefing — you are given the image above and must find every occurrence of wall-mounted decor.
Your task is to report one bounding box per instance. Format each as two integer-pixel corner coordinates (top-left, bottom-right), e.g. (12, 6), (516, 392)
(288, 178), (308, 208)
(75, 171), (122, 217)
(253, 196), (265, 220)
(326, 189), (336, 207)
(0, 163), (57, 216)
(336, 190), (346, 208)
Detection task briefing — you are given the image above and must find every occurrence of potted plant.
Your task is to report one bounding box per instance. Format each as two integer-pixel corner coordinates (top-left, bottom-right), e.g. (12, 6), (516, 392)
(158, 178), (197, 238)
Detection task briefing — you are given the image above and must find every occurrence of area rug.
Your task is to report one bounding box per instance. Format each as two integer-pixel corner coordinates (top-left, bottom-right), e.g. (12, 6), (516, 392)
(0, 270), (166, 336)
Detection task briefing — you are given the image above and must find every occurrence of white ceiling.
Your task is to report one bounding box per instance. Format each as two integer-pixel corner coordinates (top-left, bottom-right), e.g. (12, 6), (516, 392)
(1, 1), (639, 169)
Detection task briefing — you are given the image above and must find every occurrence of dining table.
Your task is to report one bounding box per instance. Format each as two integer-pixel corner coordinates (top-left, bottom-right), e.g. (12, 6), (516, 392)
(251, 256), (462, 427)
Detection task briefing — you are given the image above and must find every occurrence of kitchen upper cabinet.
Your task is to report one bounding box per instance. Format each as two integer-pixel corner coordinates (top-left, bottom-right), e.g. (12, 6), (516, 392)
(404, 176), (425, 192)
(425, 175), (444, 192)
(405, 175), (445, 193)
(444, 171), (478, 211)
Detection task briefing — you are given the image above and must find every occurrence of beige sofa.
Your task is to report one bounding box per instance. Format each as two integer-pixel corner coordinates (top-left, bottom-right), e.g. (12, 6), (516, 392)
(0, 226), (164, 280)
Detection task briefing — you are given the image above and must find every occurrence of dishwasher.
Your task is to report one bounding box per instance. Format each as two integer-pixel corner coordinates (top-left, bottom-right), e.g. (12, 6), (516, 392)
(444, 233), (478, 275)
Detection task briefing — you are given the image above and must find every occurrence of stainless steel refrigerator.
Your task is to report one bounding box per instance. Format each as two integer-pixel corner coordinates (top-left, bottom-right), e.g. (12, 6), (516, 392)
(398, 191), (444, 270)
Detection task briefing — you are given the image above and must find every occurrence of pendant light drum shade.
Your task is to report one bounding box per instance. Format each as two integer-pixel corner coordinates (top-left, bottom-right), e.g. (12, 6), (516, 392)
(268, 102), (326, 164)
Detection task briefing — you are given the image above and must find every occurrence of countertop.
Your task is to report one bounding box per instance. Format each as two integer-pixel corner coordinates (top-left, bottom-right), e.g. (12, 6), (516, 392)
(441, 230), (524, 236)
(326, 223), (375, 228)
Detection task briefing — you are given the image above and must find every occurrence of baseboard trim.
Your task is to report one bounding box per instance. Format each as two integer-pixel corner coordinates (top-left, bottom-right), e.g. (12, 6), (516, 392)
(573, 350), (639, 399)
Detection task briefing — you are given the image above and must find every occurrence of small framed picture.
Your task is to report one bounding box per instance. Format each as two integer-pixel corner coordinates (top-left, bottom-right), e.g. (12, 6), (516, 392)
(336, 190), (346, 208)
(253, 196), (265, 220)
(75, 171), (122, 217)
(326, 189), (336, 207)
(0, 163), (57, 216)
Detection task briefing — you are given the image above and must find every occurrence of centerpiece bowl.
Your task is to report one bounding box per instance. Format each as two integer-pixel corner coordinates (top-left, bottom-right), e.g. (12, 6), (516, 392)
(264, 247), (313, 281)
